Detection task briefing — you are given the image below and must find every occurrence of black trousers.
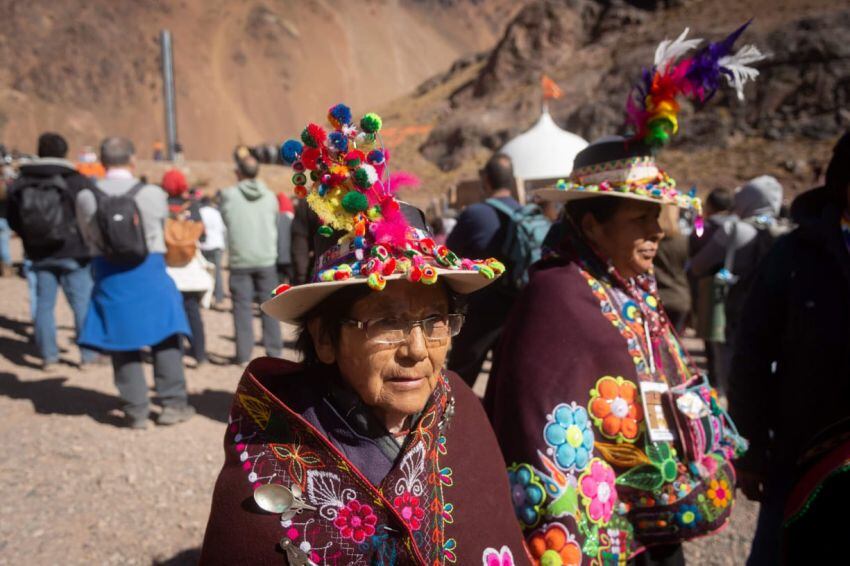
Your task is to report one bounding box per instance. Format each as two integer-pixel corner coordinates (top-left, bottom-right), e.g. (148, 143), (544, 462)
(182, 291), (206, 363)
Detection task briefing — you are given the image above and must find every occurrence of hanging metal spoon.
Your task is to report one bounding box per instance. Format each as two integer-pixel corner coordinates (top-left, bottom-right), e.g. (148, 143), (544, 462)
(253, 483), (317, 516)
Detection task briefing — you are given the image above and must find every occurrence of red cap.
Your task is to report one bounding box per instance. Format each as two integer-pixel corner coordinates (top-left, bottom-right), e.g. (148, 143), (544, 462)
(161, 168), (188, 197)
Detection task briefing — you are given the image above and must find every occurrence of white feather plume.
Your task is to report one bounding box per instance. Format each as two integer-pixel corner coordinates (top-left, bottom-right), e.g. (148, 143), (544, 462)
(654, 28), (703, 68)
(719, 44), (768, 100)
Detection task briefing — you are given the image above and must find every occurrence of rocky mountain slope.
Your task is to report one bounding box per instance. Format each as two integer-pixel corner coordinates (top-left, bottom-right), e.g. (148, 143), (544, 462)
(0, 0), (519, 160)
(383, 0), (848, 200)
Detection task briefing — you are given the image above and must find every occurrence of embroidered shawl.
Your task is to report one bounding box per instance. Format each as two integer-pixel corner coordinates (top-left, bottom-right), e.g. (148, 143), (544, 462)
(484, 239), (744, 564)
(201, 358), (529, 565)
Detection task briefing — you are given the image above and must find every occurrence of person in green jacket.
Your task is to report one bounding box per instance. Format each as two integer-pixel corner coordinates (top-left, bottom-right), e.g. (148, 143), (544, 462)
(220, 148), (281, 365)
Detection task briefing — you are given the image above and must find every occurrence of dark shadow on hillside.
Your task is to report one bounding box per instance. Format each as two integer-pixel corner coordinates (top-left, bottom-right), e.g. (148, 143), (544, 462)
(152, 548), (201, 566)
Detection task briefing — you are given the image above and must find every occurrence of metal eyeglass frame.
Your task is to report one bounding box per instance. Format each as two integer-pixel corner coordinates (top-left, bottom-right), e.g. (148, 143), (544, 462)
(339, 314), (465, 345)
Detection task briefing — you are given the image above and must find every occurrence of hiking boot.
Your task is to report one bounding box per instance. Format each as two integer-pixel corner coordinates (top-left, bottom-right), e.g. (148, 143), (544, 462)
(157, 404), (196, 426)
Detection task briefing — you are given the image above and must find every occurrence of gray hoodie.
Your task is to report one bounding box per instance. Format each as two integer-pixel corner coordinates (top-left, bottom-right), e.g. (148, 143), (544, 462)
(219, 178), (278, 269)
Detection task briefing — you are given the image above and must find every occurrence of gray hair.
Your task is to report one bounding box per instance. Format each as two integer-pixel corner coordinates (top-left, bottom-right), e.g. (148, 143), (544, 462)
(100, 137), (135, 167)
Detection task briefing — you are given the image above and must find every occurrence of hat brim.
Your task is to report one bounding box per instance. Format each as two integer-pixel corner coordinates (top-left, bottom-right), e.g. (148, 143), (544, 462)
(261, 269), (498, 323)
(536, 188), (679, 207)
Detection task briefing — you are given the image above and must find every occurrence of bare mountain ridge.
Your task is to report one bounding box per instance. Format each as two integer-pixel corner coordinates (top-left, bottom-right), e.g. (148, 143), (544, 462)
(0, 0), (520, 160)
(393, 0), (847, 198)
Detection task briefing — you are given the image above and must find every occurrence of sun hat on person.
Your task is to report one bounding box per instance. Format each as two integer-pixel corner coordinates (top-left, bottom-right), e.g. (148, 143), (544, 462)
(536, 22), (767, 219)
(262, 103), (506, 323)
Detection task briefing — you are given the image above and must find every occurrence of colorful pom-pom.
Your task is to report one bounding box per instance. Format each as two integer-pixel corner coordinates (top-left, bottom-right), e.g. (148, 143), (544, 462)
(271, 283), (291, 297)
(345, 150), (366, 168)
(294, 185), (308, 198)
(328, 131), (348, 152)
(319, 269), (335, 282)
(292, 172), (307, 186)
(280, 140), (303, 164)
(367, 273), (386, 291)
(360, 113), (382, 134)
(301, 147), (320, 170)
(318, 184), (329, 197)
(327, 103), (353, 129)
(419, 238), (436, 255)
(353, 165), (378, 189)
(317, 225), (334, 238)
(292, 161), (305, 173)
(341, 191), (369, 213)
(371, 245), (389, 261)
(354, 236), (365, 249)
(382, 258), (397, 276)
(366, 150), (385, 165)
(301, 123), (327, 148)
(421, 265), (438, 285)
(486, 259), (506, 275)
(408, 266), (422, 283)
(476, 264), (495, 279)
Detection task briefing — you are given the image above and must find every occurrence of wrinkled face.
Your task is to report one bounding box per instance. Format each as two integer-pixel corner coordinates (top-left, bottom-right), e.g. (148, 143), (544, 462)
(312, 280), (451, 422)
(584, 199), (663, 278)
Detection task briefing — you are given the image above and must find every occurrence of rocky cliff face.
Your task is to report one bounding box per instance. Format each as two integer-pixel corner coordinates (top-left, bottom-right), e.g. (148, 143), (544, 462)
(413, 0), (847, 194)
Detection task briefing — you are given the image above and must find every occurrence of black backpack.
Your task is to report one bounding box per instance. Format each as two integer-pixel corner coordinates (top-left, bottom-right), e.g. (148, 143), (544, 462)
(17, 174), (73, 249)
(93, 182), (149, 266)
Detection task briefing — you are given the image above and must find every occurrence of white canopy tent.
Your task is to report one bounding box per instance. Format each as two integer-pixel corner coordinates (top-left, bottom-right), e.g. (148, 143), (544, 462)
(500, 107), (588, 203)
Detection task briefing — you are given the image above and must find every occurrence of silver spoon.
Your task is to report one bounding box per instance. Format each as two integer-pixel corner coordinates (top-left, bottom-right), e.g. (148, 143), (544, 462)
(253, 483), (316, 519)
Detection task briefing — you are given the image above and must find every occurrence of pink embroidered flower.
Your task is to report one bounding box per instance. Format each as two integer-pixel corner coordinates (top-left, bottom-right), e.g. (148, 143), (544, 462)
(482, 545), (515, 566)
(579, 458), (618, 524)
(393, 492), (425, 531)
(333, 499), (377, 543)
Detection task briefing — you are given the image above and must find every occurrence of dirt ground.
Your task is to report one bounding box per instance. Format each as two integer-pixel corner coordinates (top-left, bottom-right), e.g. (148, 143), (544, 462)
(0, 241), (758, 565)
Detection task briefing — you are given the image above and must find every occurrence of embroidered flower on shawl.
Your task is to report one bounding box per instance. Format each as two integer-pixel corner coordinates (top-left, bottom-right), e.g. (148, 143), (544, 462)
(507, 463), (547, 528)
(544, 402), (595, 472)
(675, 503), (702, 529)
(393, 492), (425, 531)
(588, 376), (643, 442)
(482, 545), (516, 566)
(706, 478), (731, 509)
(333, 499), (377, 543)
(578, 458), (618, 525)
(527, 523), (582, 566)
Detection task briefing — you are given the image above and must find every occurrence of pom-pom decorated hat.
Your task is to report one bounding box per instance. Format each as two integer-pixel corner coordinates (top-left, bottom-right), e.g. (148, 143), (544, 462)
(537, 22), (766, 214)
(262, 103), (506, 323)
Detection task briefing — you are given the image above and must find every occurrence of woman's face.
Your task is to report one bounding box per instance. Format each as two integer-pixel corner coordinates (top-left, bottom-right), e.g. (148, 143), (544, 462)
(312, 280), (451, 426)
(583, 199), (664, 278)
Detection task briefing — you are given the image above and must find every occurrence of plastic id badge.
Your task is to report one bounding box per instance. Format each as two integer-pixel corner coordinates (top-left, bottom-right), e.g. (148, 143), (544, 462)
(639, 381), (674, 442)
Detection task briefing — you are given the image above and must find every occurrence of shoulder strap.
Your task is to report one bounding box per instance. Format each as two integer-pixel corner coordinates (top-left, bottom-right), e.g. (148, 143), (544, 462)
(485, 198), (517, 219)
(126, 181), (146, 198)
(723, 220), (739, 273)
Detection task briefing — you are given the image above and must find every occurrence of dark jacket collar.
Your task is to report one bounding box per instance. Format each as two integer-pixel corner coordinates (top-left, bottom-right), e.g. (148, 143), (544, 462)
(18, 157), (77, 177)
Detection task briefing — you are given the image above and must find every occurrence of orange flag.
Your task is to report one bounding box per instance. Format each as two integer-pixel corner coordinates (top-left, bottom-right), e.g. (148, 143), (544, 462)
(541, 74), (564, 100)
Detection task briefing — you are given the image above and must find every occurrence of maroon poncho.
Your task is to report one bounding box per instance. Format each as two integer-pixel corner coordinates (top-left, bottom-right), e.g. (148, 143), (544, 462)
(201, 358), (530, 565)
(484, 233), (745, 564)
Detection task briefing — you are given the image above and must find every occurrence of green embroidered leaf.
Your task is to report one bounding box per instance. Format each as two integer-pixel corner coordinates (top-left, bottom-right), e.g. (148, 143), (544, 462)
(645, 441), (672, 465)
(615, 464), (665, 491)
(546, 484), (578, 518)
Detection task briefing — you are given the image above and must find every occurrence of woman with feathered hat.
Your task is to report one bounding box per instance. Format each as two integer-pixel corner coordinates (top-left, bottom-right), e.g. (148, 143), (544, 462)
(484, 25), (764, 565)
(200, 105), (529, 565)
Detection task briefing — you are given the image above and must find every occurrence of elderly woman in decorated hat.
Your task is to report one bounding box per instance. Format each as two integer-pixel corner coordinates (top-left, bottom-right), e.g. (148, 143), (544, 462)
(484, 26), (764, 565)
(200, 105), (529, 565)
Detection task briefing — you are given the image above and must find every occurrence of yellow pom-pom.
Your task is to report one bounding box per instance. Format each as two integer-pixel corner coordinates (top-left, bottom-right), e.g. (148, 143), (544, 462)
(367, 273), (386, 291)
(486, 259), (506, 275)
(421, 266), (438, 285)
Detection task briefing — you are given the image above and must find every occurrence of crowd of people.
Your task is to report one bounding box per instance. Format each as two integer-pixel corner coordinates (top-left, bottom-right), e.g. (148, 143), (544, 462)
(1, 26), (848, 566)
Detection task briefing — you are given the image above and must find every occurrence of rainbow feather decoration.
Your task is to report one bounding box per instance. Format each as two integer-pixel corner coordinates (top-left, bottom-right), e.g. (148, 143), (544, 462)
(626, 22), (767, 147)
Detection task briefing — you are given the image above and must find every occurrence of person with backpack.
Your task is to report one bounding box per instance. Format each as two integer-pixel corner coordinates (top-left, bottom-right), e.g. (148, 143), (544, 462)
(161, 168), (211, 366)
(75, 137), (194, 429)
(445, 153), (550, 387)
(6, 132), (98, 369)
(689, 175), (790, 375)
(219, 147), (281, 366)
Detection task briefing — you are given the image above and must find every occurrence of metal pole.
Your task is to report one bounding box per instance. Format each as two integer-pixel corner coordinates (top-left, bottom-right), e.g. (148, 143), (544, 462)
(160, 30), (177, 161)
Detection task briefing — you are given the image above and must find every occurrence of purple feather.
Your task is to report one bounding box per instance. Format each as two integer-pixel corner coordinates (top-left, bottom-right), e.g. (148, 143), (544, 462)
(686, 20), (752, 101)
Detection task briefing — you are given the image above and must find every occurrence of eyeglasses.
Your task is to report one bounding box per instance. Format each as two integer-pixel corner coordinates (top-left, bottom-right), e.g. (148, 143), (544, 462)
(340, 314), (465, 345)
